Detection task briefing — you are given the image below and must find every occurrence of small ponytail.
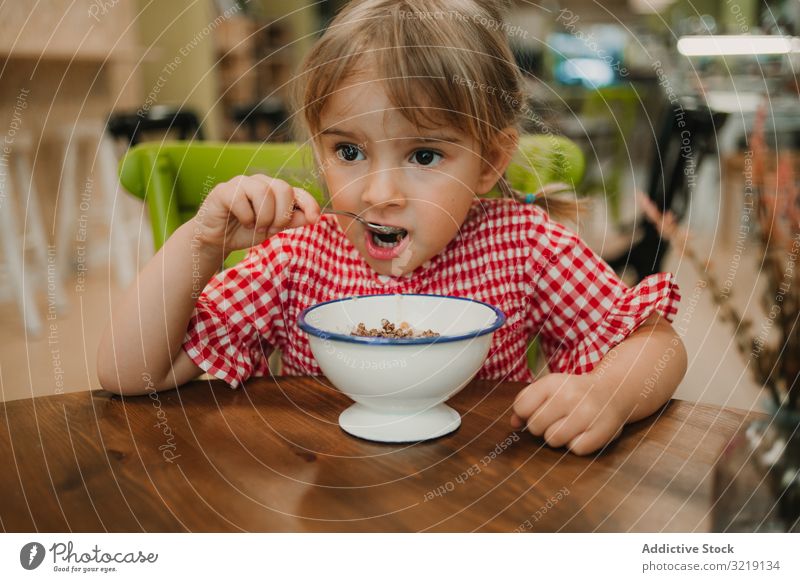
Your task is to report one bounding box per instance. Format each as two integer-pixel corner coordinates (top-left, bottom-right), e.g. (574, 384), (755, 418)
(497, 178), (587, 224)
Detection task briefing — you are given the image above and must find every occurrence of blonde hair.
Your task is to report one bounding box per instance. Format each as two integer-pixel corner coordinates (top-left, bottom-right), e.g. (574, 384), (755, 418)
(290, 0), (581, 220)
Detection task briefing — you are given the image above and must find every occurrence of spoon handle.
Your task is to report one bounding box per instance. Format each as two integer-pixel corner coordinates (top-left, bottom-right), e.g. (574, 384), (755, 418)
(292, 204), (404, 235)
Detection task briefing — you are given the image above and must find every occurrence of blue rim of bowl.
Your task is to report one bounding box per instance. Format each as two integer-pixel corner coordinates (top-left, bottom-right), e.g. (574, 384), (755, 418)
(297, 293), (507, 345)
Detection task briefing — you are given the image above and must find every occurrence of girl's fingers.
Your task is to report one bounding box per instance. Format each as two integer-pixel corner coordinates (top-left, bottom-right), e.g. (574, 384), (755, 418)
(524, 395), (569, 437)
(220, 174), (321, 237)
(542, 416), (582, 449)
(509, 412), (524, 428)
(248, 175), (319, 232)
(249, 174), (293, 231)
(511, 382), (550, 426)
(567, 431), (602, 456)
(289, 187), (321, 227)
(568, 424), (622, 456)
(227, 185), (256, 228)
(245, 175), (278, 231)
(270, 180), (297, 231)
(253, 175), (293, 236)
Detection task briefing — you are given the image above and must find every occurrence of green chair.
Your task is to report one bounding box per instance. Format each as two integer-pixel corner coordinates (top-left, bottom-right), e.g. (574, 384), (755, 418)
(118, 135), (585, 371)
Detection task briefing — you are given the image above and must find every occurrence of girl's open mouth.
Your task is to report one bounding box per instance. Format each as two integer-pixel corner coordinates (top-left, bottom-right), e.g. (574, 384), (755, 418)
(364, 227), (411, 260)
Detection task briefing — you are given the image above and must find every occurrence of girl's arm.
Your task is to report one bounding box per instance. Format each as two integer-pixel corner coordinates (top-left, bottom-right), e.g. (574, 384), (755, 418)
(96, 221), (221, 395)
(511, 314), (688, 455)
(590, 313), (687, 423)
(97, 176), (320, 396)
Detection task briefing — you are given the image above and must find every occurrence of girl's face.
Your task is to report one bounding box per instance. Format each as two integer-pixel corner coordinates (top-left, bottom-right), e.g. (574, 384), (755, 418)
(315, 73), (514, 277)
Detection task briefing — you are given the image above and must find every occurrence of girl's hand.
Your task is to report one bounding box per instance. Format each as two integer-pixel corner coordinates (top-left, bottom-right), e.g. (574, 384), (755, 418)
(193, 174), (321, 253)
(510, 373), (629, 456)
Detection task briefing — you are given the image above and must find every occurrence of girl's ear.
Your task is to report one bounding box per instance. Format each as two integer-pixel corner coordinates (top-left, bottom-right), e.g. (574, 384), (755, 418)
(475, 128), (519, 195)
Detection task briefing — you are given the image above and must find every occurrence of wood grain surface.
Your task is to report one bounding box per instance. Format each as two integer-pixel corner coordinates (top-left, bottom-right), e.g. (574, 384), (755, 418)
(0, 376), (756, 532)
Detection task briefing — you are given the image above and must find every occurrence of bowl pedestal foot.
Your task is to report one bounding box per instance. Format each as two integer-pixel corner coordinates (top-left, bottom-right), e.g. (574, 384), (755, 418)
(338, 403), (461, 443)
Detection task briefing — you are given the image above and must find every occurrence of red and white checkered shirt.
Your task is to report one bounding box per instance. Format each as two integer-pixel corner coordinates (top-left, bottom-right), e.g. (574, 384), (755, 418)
(183, 198), (680, 388)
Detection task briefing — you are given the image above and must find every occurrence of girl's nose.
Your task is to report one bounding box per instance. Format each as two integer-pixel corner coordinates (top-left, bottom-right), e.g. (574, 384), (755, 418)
(360, 168), (406, 210)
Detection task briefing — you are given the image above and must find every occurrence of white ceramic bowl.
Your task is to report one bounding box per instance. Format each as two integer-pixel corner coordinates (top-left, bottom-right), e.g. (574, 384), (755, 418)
(298, 294), (506, 442)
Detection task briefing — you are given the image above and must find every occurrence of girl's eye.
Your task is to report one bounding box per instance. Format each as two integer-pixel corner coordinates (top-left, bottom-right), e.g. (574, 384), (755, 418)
(335, 144), (365, 162)
(410, 149), (442, 167)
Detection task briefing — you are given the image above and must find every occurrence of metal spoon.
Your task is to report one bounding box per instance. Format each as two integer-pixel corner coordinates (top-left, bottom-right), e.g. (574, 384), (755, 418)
(293, 204), (406, 235)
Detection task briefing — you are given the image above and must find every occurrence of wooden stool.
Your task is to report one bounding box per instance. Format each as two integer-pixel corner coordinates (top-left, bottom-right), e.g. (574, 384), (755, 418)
(54, 120), (144, 293)
(0, 130), (62, 335)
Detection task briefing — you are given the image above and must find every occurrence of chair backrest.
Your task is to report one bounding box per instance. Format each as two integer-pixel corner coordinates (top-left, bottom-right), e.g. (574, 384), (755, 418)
(119, 136), (584, 268)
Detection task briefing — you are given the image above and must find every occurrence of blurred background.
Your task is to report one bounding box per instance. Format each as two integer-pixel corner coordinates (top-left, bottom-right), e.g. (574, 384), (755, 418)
(1, 0), (799, 410)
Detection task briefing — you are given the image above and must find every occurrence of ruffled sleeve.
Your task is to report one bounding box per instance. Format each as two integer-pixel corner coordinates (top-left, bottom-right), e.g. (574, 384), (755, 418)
(525, 209), (681, 375)
(182, 237), (289, 388)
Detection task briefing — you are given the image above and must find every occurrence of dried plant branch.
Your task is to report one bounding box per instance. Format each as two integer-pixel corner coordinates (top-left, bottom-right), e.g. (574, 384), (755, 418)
(638, 99), (800, 410)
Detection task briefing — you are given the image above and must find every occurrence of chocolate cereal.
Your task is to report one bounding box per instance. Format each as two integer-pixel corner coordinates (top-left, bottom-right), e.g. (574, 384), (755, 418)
(351, 319), (440, 339)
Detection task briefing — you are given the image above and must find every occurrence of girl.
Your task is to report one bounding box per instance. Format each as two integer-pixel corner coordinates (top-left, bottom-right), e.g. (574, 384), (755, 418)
(98, 0), (686, 455)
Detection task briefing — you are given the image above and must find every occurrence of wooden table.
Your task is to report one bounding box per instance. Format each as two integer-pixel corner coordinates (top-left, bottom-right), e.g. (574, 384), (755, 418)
(0, 377), (756, 532)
